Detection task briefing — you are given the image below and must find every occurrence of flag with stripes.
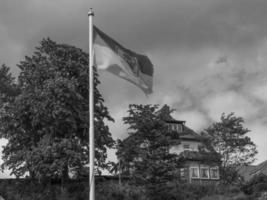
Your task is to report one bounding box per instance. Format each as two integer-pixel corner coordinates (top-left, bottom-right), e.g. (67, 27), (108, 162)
(93, 26), (154, 94)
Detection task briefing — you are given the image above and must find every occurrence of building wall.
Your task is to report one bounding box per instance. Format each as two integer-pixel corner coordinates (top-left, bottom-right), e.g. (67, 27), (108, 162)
(169, 140), (203, 155)
(180, 161), (220, 183)
(169, 139), (220, 183)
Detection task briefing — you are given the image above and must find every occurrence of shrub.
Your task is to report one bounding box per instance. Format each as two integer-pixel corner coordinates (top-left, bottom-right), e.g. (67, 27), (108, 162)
(95, 181), (147, 200)
(241, 174), (267, 195)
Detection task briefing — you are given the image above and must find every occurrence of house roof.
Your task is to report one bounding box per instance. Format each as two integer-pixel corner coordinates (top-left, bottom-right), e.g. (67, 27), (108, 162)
(250, 160), (267, 176)
(121, 105), (204, 144)
(158, 105), (203, 141)
(238, 160), (267, 182)
(121, 121), (203, 145)
(238, 165), (257, 182)
(178, 150), (221, 163)
(166, 120), (186, 124)
(179, 125), (203, 141)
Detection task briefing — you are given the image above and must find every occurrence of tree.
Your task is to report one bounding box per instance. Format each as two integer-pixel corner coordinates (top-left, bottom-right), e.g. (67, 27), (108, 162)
(0, 64), (18, 99)
(0, 39), (114, 180)
(117, 104), (180, 200)
(204, 113), (257, 184)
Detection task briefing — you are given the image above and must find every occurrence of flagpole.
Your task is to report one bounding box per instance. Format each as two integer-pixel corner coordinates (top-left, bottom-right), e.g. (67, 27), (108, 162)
(88, 8), (95, 200)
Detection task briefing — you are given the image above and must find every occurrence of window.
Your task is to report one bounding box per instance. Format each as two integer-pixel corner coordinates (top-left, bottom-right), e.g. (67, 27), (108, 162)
(167, 123), (183, 133)
(183, 144), (190, 150)
(200, 167), (209, 179)
(167, 124), (172, 131)
(190, 167), (199, 178)
(210, 167), (219, 179)
(171, 124), (177, 131)
(180, 168), (185, 179)
(177, 124), (183, 132)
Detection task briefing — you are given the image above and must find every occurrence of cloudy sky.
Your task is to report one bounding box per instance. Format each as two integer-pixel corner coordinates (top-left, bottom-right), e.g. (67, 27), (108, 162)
(1, 0), (267, 176)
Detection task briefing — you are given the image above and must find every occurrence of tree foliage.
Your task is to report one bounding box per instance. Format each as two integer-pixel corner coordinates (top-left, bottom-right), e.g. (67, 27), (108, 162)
(0, 64), (18, 99)
(0, 39), (114, 179)
(116, 104), (180, 200)
(204, 113), (257, 184)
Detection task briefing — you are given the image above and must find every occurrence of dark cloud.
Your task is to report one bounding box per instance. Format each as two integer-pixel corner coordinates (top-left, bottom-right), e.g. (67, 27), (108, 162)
(0, 0), (90, 73)
(93, 0), (267, 51)
(2, 0), (267, 62)
(1, 0), (267, 73)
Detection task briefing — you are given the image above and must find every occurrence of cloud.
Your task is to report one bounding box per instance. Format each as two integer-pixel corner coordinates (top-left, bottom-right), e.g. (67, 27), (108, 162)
(105, 106), (129, 140)
(251, 82), (267, 102)
(172, 110), (209, 132)
(202, 91), (258, 121)
(2, 0), (267, 74)
(0, 24), (23, 76)
(92, 0), (267, 52)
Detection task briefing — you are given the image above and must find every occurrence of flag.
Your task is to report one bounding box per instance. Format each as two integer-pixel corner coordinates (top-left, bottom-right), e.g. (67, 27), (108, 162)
(93, 26), (154, 94)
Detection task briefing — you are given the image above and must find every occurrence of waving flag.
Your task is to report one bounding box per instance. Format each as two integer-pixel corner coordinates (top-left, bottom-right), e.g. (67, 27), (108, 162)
(93, 26), (154, 94)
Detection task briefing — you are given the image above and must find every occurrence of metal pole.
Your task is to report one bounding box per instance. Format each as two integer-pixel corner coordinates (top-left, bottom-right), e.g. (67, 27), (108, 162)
(88, 8), (95, 200)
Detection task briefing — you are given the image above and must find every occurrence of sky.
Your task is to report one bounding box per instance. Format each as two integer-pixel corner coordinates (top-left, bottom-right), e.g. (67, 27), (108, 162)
(1, 0), (267, 177)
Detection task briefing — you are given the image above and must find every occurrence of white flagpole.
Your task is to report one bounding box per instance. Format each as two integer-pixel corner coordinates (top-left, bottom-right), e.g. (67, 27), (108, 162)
(88, 8), (95, 200)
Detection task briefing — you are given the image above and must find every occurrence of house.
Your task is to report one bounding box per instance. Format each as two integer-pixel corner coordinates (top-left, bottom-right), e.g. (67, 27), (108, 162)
(239, 160), (267, 182)
(238, 165), (257, 182)
(117, 106), (221, 184)
(250, 161), (267, 177)
(166, 118), (220, 184)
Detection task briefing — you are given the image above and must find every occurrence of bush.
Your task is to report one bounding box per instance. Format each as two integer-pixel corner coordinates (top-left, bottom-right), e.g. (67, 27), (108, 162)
(0, 178), (253, 200)
(151, 182), (219, 200)
(254, 183), (267, 193)
(241, 174), (267, 195)
(95, 181), (147, 200)
(0, 179), (90, 200)
(67, 182), (87, 200)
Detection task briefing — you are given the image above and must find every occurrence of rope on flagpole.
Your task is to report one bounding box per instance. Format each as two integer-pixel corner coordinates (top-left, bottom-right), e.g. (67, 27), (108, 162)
(88, 8), (95, 200)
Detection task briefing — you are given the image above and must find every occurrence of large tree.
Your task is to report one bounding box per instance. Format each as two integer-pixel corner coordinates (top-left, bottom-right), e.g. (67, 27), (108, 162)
(117, 104), (180, 200)
(0, 39), (114, 179)
(204, 113), (257, 184)
(0, 64), (19, 101)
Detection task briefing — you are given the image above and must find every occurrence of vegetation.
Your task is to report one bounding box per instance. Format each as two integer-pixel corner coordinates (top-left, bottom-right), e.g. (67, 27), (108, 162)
(116, 104), (180, 200)
(0, 179), (257, 200)
(0, 39), (115, 181)
(0, 179), (88, 200)
(0, 39), (261, 200)
(203, 113), (257, 184)
(241, 174), (267, 197)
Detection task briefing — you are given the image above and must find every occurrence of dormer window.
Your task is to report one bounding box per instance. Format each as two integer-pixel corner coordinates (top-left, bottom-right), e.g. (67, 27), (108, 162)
(168, 123), (183, 133)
